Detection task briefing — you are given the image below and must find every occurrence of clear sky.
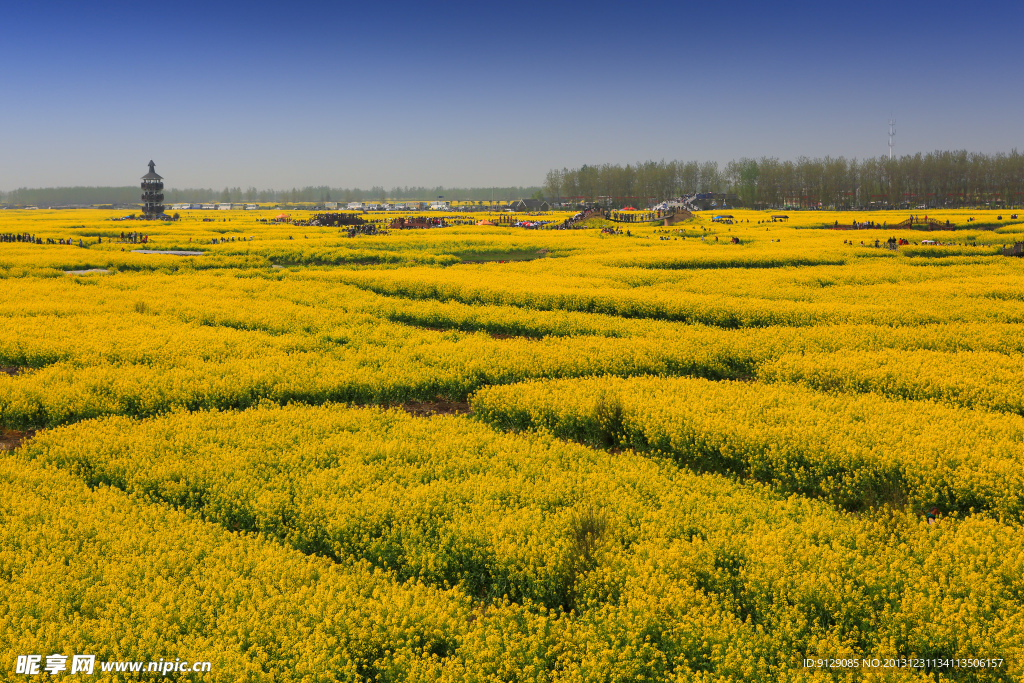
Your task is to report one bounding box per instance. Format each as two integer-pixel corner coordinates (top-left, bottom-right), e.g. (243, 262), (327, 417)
(2, 0), (1021, 190)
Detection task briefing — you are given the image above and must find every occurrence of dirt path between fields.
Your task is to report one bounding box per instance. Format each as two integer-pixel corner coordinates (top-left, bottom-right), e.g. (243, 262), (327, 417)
(1, 368), (36, 451)
(488, 332), (535, 340)
(0, 428), (35, 451)
(396, 399), (470, 417)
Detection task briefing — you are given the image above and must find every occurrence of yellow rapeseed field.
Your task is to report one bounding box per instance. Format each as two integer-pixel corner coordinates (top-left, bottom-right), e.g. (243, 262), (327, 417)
(2, 206), (1024, 681)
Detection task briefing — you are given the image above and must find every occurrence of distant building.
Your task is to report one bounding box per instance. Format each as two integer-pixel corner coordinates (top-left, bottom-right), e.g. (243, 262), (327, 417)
(141, 161), (165, 218)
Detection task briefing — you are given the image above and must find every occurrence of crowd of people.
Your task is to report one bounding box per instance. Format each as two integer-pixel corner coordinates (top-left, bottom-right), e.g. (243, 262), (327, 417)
(494, 214), (556, 228)
(608, 210), (666, 223)
(843, 237), (927, 248)
(292, 213), (367, 228)
(543, 207), (604, 230)
(505, 219), (556, 228)
(389, 217), (446, 229)
(209, 236), (254, 244)
(2, 233), (88, 246)
(116, 231), (149, 244)
(1, 233), (41, 243)
(344, 224), (387, 237)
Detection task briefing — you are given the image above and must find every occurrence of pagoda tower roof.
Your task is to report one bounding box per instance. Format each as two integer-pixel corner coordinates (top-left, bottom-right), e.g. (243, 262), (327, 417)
(141, 160), (163, 180)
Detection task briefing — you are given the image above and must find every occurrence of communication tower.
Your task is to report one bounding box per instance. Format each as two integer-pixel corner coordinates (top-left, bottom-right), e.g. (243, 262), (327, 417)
(888, 116), (896, 160)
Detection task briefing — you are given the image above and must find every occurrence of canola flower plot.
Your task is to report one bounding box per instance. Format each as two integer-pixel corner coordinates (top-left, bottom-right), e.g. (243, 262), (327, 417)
(6, 267), (1024, 430)
(0, 326), (755, 431)
(758, 349), (1024, 416)
(6, 271), (1024, 431)
(600, 253), (850, 270)
(331, 255), (1024, 328)
(0, 454), (477, 682)
(471, 376), (1024, 519)
(14, 403), (1024, 681)
(3, 207), (1024, 681)
(0, 273), (765, 429)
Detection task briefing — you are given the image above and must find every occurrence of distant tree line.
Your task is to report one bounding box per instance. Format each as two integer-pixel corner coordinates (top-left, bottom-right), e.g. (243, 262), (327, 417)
(545, 151), (1024, 208)
(0, 184), (542, 207)
(0, 186), (142, 206)
(8, 150), (1023, 209)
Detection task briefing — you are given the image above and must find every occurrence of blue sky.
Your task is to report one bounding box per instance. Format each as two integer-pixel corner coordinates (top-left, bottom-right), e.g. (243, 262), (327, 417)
(2, 0), (1021, 189)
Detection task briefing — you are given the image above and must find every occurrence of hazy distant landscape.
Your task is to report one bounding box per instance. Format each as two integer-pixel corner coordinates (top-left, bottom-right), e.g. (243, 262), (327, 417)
(6, 150), (1020, 210)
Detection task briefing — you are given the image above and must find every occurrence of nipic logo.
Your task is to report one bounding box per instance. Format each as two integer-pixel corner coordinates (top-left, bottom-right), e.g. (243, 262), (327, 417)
(14, 656), (41, 675)
(14, 654), (210, 676)
(16, 654), (93, 675)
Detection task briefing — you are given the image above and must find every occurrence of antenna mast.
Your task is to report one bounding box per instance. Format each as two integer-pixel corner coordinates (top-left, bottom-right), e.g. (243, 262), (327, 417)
(888, 115), (896, 160)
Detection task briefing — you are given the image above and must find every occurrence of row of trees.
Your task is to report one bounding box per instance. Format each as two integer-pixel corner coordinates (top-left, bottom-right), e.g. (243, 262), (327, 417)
(0, 184), (543, 207)
(7, 151), (1023, 209)
(544, 151), (1024, 208)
